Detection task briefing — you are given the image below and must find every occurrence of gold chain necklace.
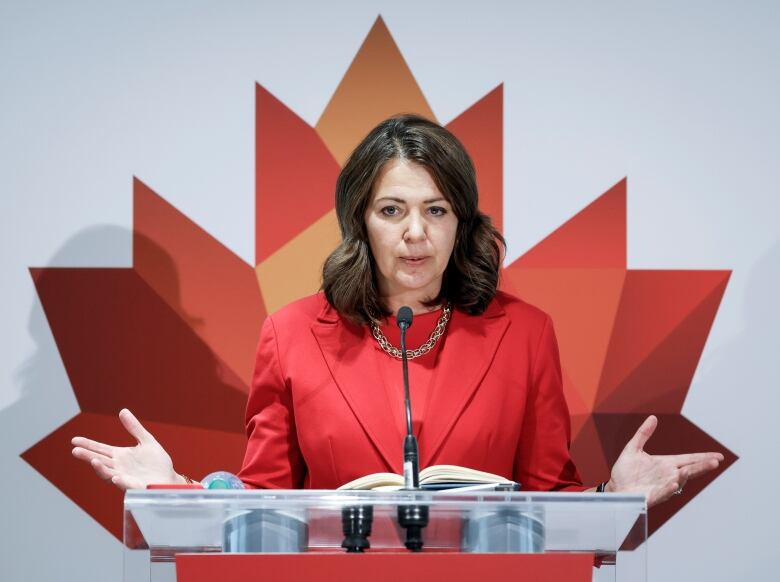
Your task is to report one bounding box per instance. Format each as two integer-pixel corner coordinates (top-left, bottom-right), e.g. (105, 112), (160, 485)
(370, 304), (452, 360)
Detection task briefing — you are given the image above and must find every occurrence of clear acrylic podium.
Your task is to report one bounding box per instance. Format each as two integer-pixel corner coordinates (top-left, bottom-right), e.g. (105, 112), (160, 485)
(124, 489), (647, 582)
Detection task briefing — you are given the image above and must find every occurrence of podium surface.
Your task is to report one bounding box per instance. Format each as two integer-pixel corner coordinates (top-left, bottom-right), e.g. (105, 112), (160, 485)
(124, 489), (647, 581)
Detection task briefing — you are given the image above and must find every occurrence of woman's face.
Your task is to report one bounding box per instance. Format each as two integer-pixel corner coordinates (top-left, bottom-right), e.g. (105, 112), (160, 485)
(364, 159), (458, 303)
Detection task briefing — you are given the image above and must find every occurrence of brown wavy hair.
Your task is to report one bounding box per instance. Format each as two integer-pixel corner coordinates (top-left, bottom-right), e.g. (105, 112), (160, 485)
(322, 114), (505, 324)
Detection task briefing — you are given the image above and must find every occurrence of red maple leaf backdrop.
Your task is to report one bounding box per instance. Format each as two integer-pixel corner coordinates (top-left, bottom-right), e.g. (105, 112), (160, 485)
(23, 17), (736, 540)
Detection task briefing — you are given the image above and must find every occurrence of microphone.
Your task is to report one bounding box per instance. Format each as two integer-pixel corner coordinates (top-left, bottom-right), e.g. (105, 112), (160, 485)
(396, 306), (419, 490)
(395, 306), (428, 552)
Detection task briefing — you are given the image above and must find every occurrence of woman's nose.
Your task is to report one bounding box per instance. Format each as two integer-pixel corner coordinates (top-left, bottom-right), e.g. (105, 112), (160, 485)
(403, 212), (427, 242)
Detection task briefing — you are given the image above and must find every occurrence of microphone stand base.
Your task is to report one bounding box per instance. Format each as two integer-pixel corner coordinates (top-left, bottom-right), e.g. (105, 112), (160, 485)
(397, 504), (429, 552)
(341, 505), (374, 553)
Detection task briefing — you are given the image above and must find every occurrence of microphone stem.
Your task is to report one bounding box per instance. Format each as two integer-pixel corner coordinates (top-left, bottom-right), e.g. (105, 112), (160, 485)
(400, 325), (419, 489)
(400, 328), (413, 437)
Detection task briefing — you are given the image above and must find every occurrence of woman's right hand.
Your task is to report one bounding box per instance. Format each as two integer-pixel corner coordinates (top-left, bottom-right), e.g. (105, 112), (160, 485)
(71, 408), (185, 490)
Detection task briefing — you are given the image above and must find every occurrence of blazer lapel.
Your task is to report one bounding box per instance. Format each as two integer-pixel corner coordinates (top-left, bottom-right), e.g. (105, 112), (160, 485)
(420, 300), (509, 467)
(311, 304), (401, 472)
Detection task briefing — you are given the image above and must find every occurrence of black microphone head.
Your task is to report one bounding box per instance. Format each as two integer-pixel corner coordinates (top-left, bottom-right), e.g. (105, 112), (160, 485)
(396, 306), (413, 329)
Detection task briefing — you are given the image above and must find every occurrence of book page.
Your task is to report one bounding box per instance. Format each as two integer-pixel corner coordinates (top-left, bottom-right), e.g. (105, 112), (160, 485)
(337, 472), (403, 490)
(419, 465), (512, 484)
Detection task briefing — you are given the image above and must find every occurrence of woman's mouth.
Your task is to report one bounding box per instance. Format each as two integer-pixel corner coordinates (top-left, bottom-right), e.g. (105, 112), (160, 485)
(400, 256), (428, 265)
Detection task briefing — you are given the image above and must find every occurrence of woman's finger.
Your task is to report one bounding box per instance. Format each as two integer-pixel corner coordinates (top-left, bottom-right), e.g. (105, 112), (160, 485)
(681, 458), (720, 480)
(651, 479), (681, 507)
(72, 446), (115, 469)
(71, 436), (115, 458)
(657, 452), (724, 467)
(90, 459), (118, 481)
(111, 474), (144, 491)
(118, 409), (155, 445)
(110, 474), (131, 491)
(627, 415), (658, 452)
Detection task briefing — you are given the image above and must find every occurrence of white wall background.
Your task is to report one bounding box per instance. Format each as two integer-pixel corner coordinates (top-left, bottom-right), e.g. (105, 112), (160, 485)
(1, 0), (778, 579)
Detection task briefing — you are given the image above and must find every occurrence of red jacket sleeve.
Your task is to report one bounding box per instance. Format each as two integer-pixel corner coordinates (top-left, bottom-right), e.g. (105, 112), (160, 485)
(238, 315), (306, 488)
(514, 315), (587, 492)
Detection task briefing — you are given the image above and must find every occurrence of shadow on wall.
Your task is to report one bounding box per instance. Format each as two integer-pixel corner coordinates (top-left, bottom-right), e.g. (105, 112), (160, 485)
(744, 238), (780, 341)
(6, 224), (248, 539)
(16, 225), (136, 405)
(0, 225), (138, 582)
(696, 236), (780, 445)
(660, 237), (780, 578)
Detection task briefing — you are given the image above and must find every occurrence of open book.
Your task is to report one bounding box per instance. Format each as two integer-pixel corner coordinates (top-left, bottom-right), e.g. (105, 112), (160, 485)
(338, 465), (516, 491)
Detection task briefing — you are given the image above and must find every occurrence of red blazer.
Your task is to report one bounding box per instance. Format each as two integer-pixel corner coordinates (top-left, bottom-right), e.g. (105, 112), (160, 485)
(238, 291), (585, 491)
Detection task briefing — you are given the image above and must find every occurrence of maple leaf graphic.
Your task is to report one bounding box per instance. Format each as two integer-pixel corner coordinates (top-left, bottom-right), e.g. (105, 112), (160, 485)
(23, 16), (735, 539)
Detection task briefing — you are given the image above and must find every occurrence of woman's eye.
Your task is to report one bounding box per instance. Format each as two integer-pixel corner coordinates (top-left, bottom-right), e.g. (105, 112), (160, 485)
(428, 206), (447, 216)
(381, 206), (400, 216)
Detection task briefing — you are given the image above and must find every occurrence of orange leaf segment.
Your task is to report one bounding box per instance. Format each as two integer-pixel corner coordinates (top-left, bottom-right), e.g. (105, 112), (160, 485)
(25, 180), (264, 539)
(255, 85), (341, 264)
(135, 178), (265, 386)
(316, 16), (437, 165)
(512, 179), (627, 269)
(446, 85), (504, 232)
(504, 180), (736, 532)
(31, 267), (249, 429)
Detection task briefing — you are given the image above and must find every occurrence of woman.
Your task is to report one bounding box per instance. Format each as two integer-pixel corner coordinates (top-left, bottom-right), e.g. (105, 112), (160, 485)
(71, 115), (722, 506)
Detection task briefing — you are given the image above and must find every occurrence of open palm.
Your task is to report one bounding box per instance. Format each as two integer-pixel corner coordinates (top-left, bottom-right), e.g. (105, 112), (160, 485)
(71, 409), (184, 490)
(607, 415), (723, 507)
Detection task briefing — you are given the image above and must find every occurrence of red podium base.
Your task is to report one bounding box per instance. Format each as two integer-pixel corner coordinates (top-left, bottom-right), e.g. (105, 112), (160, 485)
(176, 552), (595, 582)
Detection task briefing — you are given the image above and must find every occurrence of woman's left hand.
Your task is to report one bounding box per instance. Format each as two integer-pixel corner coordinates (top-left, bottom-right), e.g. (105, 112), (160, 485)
(605, 415), (724, 507)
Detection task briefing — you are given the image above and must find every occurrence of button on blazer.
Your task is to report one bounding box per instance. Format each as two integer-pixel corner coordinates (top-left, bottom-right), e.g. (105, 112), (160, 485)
(238, 291), (584, 491)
